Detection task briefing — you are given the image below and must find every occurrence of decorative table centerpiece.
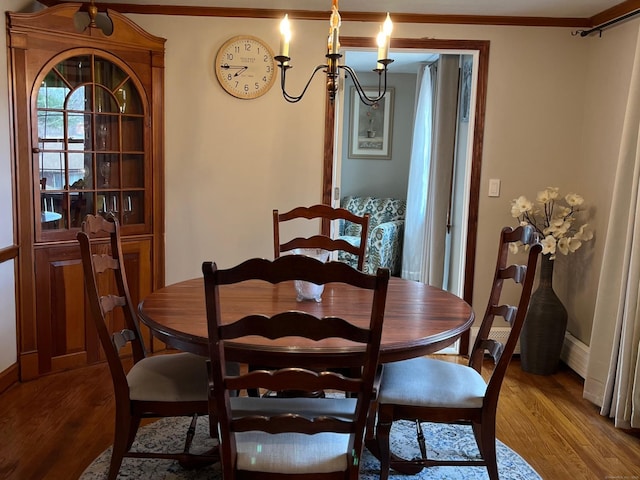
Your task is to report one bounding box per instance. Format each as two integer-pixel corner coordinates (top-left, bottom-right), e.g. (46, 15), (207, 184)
(510, 187), (593, 374)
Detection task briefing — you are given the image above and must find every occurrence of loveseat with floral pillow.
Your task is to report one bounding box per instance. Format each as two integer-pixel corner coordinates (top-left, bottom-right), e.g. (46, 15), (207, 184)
(337, 195), (406, 276)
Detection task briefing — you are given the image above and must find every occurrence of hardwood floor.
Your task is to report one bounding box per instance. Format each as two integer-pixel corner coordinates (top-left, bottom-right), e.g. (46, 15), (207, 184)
(1, 357), (638, 479)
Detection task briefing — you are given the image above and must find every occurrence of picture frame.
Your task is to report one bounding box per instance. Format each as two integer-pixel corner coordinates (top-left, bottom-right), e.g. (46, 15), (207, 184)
(348, 87), (394, 159)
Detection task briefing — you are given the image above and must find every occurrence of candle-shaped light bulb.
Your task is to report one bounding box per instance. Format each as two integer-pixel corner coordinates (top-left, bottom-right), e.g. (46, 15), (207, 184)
(279, 14), (291, 58)
(329, 5), (341, 55)
(377, 13), (393, 67)
(383, 12), (393, 37)
(377, 28), (386, 69)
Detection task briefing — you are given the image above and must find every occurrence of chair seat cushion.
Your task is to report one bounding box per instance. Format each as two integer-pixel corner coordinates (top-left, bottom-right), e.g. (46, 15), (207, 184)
(127, 352), (209, 402)
(229, 397), (357, 473)
(379, 357), (487, 408)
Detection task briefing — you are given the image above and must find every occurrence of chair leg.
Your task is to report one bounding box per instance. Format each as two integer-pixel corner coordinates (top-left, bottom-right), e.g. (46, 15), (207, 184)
(375, 407), (393, 480)
(109, 411), (136, 480)
(475, 421), (499, 480)
(183, 414), (199, 454)
(125, 415), (141, 450)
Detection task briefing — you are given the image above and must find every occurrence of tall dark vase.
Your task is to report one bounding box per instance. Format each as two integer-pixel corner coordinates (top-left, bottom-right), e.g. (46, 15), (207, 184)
(520, 254), (568, 375)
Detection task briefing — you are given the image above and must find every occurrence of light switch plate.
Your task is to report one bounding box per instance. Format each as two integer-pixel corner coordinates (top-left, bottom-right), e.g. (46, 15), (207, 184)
(488, 179), (501, 197)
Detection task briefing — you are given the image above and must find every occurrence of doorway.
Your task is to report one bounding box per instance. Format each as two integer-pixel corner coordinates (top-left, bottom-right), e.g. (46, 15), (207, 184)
(322, 37), (489, 350)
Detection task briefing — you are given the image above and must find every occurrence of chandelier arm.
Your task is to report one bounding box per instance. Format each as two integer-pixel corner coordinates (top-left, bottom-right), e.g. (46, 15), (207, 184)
(279, 64), (329, 103)
(340, 65), (388, 106)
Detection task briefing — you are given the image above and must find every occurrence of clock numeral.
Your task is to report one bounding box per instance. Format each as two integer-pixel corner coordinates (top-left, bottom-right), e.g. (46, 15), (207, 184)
(254, 82), (260, 90)
(244, 42), (252, 52)
(225, 53), (234, 61)
(244, 84), (249, 92)
(263, 54), (269, 62)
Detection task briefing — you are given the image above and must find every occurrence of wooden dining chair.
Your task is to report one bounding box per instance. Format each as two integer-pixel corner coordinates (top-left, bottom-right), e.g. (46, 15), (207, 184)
(273, 204), (370, 271)
(203, 255), (390, 479)
(77, 214), (216, 479)
(374, 225), (542, 480)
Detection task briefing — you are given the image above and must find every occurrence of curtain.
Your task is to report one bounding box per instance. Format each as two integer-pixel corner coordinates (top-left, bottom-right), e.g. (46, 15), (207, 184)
(401, 63), (434, 281)
(583, 26), (640, 429)
(402, 56), (460, 286)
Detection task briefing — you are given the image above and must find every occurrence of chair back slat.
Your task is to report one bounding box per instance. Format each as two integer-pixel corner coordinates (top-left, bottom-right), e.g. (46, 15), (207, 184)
(221, 312), (372, 344)
(204, 255), (389, 478)
(490, 304), (518, 325)
(233, 415), (354, 435)
(92, 254), (119, 274)
(279, 235), (364, 259)
(226, 368), (363, 395)
(499, 264), (527, 283)
(274, 204), (370, 271)
(479, 338), (505, 363)
(216, 255), (380, 288)
(100, 294), (127, 314)
(112, 328), (137, 350)
(82, 213), (116, 235)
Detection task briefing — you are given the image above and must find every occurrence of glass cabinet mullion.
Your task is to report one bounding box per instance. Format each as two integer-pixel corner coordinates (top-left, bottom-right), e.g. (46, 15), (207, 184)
(36, 53), (146, 237)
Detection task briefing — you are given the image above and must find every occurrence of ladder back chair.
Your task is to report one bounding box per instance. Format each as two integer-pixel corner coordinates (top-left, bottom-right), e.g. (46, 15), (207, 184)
(374, 225), (542, 480)
(77, 214), (214, 479)
(203, 256), (390, 479)
(273, 204), (370, 271)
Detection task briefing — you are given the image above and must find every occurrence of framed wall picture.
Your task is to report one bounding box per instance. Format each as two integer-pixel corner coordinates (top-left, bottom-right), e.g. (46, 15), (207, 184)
(348, 87), (394, 159)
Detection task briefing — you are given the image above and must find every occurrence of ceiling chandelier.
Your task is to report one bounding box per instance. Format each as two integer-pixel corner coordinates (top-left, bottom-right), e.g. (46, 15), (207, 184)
(274, 0), (393, 105)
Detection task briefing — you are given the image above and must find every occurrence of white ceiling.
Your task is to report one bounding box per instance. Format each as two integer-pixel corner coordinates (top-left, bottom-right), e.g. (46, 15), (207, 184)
(94, 0), (624, 19)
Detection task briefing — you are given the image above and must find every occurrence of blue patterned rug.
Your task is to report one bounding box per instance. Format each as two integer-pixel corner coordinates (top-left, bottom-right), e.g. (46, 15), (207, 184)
(80, 416), (541, 479)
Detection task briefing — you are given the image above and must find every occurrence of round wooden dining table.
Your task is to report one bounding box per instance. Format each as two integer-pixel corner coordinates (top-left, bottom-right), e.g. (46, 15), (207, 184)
(138, 276), (475, 366)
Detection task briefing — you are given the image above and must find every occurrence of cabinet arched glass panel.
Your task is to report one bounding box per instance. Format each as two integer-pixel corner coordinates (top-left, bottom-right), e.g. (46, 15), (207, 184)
(36, 54), (145, 234)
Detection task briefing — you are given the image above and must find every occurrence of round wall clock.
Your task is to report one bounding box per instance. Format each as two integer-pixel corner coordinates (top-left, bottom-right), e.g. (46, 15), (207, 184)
(215, 35), (276, 99)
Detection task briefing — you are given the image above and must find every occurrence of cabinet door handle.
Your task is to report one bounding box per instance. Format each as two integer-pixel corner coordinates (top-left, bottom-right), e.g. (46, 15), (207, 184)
(32, 147), (41, 153)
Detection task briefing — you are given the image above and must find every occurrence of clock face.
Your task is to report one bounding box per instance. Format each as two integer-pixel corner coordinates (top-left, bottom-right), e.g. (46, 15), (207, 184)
(215, 35), (276, 99)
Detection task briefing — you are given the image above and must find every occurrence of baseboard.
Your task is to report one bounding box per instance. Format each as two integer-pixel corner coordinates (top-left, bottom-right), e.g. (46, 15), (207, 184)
(469, 327), (589, 379)
(560, 332), (589, 379)
(0, 363), (19, 394)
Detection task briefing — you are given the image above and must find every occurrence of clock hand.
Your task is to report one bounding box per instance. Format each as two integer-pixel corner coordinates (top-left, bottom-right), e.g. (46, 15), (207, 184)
(220, 64), (249, 77)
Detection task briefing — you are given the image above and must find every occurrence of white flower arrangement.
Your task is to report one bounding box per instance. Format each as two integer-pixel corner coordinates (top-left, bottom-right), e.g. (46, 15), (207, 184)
(510, 186), (593, 259)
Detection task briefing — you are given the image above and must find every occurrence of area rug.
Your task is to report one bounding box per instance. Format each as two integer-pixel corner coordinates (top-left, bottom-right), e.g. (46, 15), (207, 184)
(81, 416), (540, 479)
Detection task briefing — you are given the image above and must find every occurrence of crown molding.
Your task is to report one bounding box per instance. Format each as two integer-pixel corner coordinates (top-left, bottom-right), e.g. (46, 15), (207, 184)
(35, 0), (638, 28)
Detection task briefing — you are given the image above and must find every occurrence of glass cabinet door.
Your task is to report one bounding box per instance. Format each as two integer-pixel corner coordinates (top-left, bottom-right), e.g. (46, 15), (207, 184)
(36, 54), (146, 238)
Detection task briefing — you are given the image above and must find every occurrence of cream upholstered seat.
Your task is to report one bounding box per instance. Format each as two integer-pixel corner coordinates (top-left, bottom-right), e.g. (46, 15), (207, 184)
(379, 357), (487, 408)
(203, 255), (390, 480)
(125, 352), (209, 402)
(374, 225), (542, 480)
(231, 397), (358, 473)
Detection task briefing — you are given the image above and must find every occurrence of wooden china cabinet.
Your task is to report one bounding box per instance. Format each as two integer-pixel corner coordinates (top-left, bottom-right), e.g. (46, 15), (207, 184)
(7, 4), (166, 380)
